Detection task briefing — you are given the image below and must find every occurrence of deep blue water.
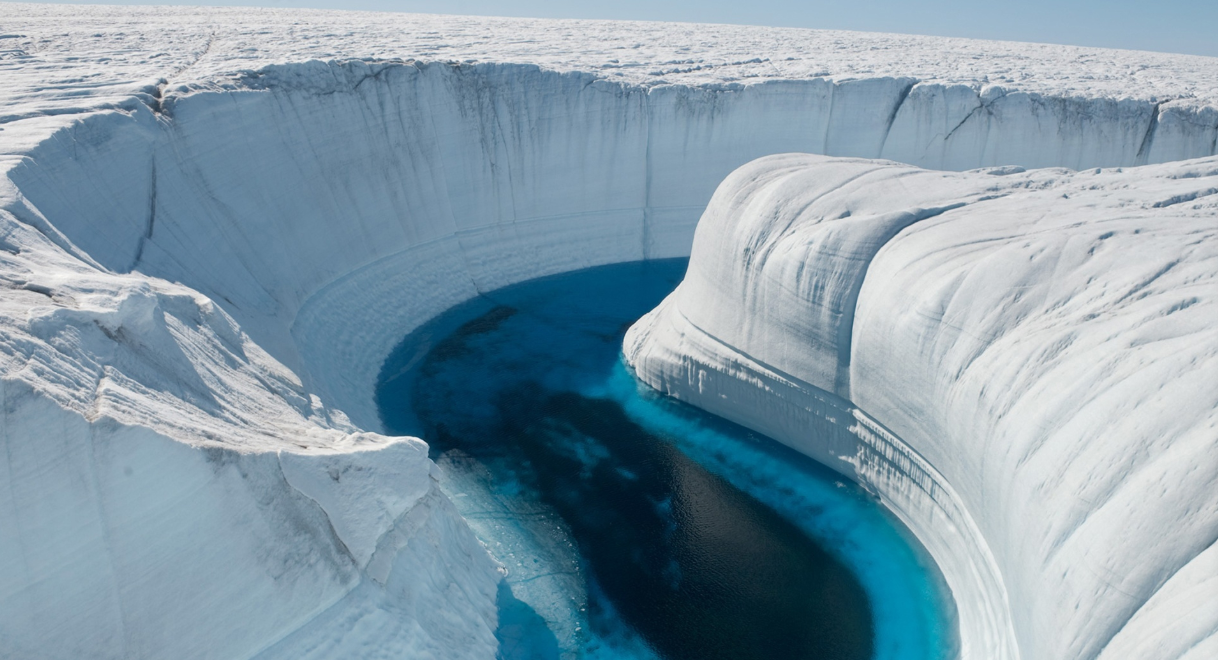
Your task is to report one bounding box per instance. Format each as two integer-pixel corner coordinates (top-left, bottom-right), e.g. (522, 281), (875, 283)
(376, 259), (953, 660)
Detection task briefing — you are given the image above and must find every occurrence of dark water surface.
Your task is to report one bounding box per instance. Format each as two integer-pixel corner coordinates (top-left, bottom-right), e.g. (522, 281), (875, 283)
(376, 260), (949, 660)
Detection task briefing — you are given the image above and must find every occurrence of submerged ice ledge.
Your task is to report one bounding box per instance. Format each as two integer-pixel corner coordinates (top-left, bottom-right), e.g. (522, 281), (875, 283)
(0, 5), (1216, 659)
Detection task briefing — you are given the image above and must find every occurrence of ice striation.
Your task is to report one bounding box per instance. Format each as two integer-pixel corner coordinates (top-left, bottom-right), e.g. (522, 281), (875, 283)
(625, 154), (1218, 660)
(0, 4), (1216, 659)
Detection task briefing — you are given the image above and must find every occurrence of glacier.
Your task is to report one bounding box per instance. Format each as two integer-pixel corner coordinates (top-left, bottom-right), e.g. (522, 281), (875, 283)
(1, 4), (1216, 659)
(625, 154), (1218, 660)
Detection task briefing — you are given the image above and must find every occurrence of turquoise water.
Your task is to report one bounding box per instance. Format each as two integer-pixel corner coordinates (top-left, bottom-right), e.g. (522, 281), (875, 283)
(376, 259), (953, 660)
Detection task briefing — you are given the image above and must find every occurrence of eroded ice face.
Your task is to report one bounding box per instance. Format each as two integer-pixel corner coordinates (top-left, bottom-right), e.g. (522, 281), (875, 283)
(377, 259), (948, 660)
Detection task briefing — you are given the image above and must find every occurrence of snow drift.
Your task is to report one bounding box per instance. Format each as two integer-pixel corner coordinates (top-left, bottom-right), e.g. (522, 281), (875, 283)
(1, 6), (1217, 659)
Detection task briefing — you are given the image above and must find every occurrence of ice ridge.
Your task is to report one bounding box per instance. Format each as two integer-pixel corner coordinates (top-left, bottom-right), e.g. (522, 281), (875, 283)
(625, 154), (1218, 660)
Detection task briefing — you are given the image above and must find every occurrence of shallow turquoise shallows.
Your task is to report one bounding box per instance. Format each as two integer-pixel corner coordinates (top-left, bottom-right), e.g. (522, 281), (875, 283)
(376, 259), (954, 660)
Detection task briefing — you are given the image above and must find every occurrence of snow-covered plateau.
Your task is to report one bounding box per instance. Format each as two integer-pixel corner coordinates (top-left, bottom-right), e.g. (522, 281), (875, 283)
(0, 4), (1215, 659)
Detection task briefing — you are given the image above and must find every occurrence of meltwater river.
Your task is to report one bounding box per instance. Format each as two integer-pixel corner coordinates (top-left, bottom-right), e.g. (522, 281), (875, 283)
(376, 260), (953, 660)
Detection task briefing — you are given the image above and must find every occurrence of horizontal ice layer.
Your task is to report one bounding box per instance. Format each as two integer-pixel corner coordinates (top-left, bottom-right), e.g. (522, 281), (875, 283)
(1, 7), (1216, 658)
(625, 154), (1218, 660)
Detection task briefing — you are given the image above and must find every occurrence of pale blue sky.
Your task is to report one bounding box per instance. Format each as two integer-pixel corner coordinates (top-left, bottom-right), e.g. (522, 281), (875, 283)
(14, 1), (1218, 57)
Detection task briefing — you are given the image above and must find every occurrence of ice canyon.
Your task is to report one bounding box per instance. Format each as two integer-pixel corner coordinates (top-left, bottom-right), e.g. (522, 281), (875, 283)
(0, 4), (1215, 660)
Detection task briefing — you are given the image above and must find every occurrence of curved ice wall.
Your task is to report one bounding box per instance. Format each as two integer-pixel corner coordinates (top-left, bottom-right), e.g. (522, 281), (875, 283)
(626, 154), (1218, 660)
(1, 44), (1216, 660)
(10, 61), (1216, 430)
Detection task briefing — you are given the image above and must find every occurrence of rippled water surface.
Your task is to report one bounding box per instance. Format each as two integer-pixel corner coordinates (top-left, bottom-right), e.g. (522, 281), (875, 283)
(376, 260), (952, 660)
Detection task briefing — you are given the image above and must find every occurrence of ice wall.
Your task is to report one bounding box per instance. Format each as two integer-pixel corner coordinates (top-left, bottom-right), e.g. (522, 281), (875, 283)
(625, 154), (1218, 660)
(0, 202), (501, 659)
(10, 60), (1217, 434)
(1, 31), (1216, 660)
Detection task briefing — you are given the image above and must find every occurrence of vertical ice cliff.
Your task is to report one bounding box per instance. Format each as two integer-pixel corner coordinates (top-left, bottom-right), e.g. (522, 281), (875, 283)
(11, 61), (1216, 434)
(625, 154), (1218, 660)
(2, 6), (1217, 659)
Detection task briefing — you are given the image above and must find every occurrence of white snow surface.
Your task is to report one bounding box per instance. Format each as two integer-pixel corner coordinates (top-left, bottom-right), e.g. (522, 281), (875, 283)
(4, 3), (1218, 110)
(625, 154), (1218, 660)
(0, 4), (1215, 659)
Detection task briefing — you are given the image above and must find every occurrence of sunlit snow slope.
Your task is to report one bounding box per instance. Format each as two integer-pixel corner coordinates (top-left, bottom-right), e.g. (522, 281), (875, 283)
(1, 4), (1216, 660)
